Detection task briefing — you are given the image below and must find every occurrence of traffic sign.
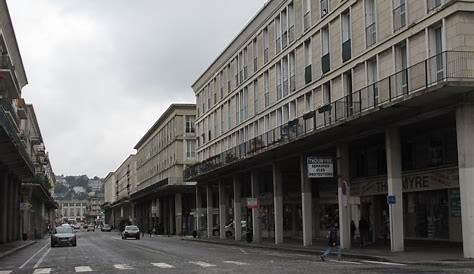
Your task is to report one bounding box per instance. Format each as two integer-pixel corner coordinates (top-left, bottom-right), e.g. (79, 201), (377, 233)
(387, 195), (396, 205)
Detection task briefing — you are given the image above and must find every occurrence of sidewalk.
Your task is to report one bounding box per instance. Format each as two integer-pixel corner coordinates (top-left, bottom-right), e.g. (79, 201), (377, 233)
(182, 237), (471, 265)
(0, 240), (36, 260)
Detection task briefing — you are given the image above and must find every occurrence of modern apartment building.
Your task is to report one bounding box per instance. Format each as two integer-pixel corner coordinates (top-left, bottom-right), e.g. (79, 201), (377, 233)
(131, 104), (197, 235)
(0, 0), (56, 242)
(102, 155), (137, 228)
(185, 0), (474, 258)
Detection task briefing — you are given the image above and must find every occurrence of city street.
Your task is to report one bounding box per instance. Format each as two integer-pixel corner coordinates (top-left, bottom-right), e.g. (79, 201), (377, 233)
(0, 232), (473, 274)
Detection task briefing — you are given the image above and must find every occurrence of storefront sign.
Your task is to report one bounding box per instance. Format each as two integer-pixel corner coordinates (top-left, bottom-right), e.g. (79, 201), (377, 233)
(246, 198), (259, 209)
(352, 167), (459, 196)
(307, 157), (334, 178)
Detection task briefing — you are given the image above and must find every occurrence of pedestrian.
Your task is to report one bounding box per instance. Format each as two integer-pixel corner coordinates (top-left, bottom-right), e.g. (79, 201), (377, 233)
(148, 228), (152, 237)
(358, 218), (369, 247)
(350, 220), (356, 244)
(152, 227), (156, 237)
(320, 224), (341, 261)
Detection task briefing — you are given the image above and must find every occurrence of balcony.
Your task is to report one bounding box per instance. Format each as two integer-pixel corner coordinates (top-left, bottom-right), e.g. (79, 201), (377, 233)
(184, 51), (474, 181)
(0, 55), (21, 99)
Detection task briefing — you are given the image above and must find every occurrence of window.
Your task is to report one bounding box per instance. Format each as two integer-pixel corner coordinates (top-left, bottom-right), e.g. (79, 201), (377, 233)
(305, 91), (314, 112)
(186, 140), (196, 158)
(393, 0), (406, 31)
(322, 82), (331, 106)
(343, 71), (353, 115)
(367, 58), (378, 105)
(365, 0), (376, 47)
(264, 71), (270, 107)
(253, 80), (259, 115)
(394, 42), (408, 96)
(427, 0), (442, 12)
(282, 56), (289, 97)
(234, 57), (239, 87)
(253, 38), (258, 72)
(321, 26), (330, 73)
(263, 27), (269, 63)
(304, 39), (312, 84)
(219, 71), (224, 99)
(276, 15), (282, 54)
(289, 51), (296, 92)
(303, 0), (311, 31)
(243, 47), (248, 80)
(185, 116), (195, 133)
(276, 62), (282, 100)
(341, 10), (351, 62)
(288, 3), (295, 43)
(281, 9), (288, 49)
(320, 0), (328, 18)
(220, 106), (224, 135)
(227, 102), (231, 130)
(428, 25), (444, 82)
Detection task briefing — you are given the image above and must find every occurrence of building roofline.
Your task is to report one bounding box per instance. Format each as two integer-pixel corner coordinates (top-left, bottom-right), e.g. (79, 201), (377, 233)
(104, 172), (115, 182)
(3, 0), (28, 86)
(191, 0), (273, 90)
(25, 104), (43, 141)
(134, 103), (196, 150)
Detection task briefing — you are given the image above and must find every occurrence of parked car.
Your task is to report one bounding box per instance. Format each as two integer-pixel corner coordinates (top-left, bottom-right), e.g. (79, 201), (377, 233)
(101, 224), (112, 232)
(87, 224), (95, 232)
(72, 223), (81, 230)
(122, 225), (140, 240)
(51, 225), (77, 247)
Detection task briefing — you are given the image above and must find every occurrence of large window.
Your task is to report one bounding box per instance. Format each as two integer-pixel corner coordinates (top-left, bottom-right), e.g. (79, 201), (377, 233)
(304, 39), (312, 84)
(365, 0), (377, 47)
(321, 26), (330, 73)
(185, 116), (195, 133)
(264, 71), (270, 107)
(263, 27), (269, 63)
(303, 0), (311, 31)
(341, 10), (351, 62)
(393, 0), (406, 31)
(427, 0), (442, 12)
(186, 140), (196, 159)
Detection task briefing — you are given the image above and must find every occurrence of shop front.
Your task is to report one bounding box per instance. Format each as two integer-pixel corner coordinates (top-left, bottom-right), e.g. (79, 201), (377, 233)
(352, 166), (461, 243)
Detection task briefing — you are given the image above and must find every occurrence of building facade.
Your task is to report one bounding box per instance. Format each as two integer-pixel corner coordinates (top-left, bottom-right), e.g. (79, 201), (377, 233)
(102, 172), (116, 226)
(57, 200), (88, 222)
(0, 0), (55, 242)
(185, 0), (474, 258)
(132, 104), (197, 235)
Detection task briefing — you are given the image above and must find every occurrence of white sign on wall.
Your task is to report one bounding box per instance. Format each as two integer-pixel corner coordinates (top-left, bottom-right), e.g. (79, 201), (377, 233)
(307, 157), (334, 178)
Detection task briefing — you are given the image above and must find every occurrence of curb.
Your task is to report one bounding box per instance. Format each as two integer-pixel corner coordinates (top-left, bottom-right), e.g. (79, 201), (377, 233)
(181, 238), (395, 262)
(0, 241), (37, 260)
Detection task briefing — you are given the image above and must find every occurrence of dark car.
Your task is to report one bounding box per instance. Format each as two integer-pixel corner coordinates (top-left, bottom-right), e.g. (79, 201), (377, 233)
(101, 224), (112, 232)
(51, 225), (77, 247)
(122, 225), (140, 240)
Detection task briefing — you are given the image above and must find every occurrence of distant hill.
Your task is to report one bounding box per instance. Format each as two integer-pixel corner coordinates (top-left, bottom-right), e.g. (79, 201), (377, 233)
(54, 175), (103, 200)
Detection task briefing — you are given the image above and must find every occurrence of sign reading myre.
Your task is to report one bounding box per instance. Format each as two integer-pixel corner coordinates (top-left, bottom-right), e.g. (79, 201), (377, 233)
(307, 157), (334, 178)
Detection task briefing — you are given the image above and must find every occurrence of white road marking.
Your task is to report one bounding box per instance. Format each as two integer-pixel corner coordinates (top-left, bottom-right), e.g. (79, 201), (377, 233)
(328, 259), (362, 265)
(75, 266), (93, 272)
(113, 264), (133, 270)
(223, 260), (249, 265)
(361, 260), (406, 266)
(151, 263), (175, 268)
(189, 261), (216, 267)
(33, 268), (51, 274)
(19, 242), (50, 269)
(0, 271), (12, 274)
(33, 247), (51, 268)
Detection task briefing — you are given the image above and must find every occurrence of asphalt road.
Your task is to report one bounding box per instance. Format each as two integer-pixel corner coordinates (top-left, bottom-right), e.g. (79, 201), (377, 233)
(0, 231), (473, 274)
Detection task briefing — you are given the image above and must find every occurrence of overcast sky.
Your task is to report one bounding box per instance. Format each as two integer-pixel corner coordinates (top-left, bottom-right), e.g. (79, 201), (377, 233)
(7, 0), (266, 178)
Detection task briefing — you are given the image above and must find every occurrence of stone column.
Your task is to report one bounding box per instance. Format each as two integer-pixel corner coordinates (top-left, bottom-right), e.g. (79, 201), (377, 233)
(385, 128), (404, 252)
(456, 97), (474, 258)
(195, 187), (202, 233)
(272, 163), (283, 244)
(206, 183), (214, 238)
(251, 170), (261, 243)
(218, 181), (227, 239)
(233, 176), (242, 241)
(300, 155), (313, 246)
(337, 144), (351, 249)
(175, 193), (183, 235)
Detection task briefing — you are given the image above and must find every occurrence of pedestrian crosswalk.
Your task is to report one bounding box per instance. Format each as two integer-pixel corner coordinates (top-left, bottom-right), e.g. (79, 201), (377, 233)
(0, 258), (406, 273)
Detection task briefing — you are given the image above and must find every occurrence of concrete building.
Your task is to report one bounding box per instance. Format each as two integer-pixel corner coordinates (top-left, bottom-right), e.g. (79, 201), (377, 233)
(102, 155), (137, 229)
(132, 104), (197, 235)
(57, 200), (88, 222)
(185, 0), (474, 258)
(0, 0), (55, 243)
(86, 192), (104, 225)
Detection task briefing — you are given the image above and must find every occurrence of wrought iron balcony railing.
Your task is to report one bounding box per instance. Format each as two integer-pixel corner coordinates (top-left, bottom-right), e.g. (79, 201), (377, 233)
(184, 51), (474, 180)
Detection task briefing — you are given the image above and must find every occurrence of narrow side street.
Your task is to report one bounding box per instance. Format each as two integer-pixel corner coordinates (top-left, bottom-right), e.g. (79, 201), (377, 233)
(0, 232), (473, 274)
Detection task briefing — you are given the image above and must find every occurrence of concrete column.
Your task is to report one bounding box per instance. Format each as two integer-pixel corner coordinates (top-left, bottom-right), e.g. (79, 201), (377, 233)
(456, 98), (474, 258)
(0, 172), (8, 243)
(385, 128), (404, 252)
(175, 193), (183, 235)
(195, 187), (202, 233)
(206, 184), (214, 238)
(300, 155), (313, 246)
(233, 176), (242, 241)
(169, 197), (175, 234)
(337, 144), (351, 249)
(272, 163), (283, 244)
(218, 181), (227, 239)
(251, 170), (261, 243)
(7, 176), (14, 241)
